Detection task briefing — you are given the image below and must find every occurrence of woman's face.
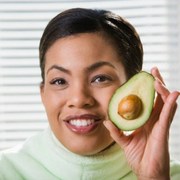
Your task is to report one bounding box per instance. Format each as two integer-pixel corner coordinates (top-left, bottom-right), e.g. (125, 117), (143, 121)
(41, 33), (127, 155)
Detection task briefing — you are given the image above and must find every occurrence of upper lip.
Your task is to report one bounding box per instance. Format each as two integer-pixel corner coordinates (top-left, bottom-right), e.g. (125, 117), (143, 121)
(63, 114), (102, 122)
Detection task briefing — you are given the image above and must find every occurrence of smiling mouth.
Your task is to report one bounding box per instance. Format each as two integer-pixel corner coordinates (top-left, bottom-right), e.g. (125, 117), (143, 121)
(69, 119), (95, 127)
(64, 114), (102, 134)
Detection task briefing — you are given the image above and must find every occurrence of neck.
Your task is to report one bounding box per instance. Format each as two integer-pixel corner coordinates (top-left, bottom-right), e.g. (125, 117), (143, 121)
(49, 128), (132, 179)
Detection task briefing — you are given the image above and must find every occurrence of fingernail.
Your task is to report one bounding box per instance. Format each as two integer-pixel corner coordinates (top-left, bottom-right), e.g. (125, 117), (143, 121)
(155, 77), (163, 84)
(103, 120), (108, 126)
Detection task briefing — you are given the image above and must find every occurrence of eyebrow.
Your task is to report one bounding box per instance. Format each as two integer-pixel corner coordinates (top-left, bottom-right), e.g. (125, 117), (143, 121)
(46, 61), (116, 75)
(86, 61), (116, 73)
(47, 65), (71, 75)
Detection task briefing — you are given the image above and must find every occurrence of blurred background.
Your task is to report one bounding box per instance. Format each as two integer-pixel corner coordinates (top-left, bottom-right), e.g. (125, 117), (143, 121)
(0, 0), (180, 161)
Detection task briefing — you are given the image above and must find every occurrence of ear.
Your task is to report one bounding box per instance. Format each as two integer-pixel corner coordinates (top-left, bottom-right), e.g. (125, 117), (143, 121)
(40, 83), (45, 105)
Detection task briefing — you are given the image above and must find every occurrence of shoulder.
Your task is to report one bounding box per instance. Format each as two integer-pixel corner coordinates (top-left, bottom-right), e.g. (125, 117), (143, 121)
(0, 129), (48, 175)
(170, 160), (180, 180)
(0, 128), (49, 158)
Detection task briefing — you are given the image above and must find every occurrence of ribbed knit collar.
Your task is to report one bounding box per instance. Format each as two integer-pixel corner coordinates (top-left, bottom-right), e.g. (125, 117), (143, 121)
(48, 128), (132, 179)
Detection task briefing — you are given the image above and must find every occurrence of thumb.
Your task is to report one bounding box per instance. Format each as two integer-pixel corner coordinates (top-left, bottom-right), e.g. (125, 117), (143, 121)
(103, 120), (132, 149)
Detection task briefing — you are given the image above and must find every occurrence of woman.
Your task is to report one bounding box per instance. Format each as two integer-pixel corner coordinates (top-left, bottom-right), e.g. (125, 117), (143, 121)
(0, 8), (179, 179)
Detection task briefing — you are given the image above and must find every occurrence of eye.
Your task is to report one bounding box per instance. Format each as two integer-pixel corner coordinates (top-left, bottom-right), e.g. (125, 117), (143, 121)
(91, 75), (112, 84)
(50, 78), (68, 87)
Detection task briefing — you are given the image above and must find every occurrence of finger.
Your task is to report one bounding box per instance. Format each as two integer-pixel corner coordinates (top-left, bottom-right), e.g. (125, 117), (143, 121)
(151, 67), (165, 85)
(151, 71), (170, 118)
(154, 78), (169, 103)
(145, 79), (176, 128)
(103, 120), (131, 149)
(151, 67), (169, 116)
(145, 80), (167, 129)
(158, 91), (179, 129)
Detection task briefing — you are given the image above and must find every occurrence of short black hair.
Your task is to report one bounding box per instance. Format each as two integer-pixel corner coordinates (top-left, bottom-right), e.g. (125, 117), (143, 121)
(39, 8), (143, 83)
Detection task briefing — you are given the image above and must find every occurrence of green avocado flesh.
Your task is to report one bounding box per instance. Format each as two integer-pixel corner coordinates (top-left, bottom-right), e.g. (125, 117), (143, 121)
(108, 71), (155, 131)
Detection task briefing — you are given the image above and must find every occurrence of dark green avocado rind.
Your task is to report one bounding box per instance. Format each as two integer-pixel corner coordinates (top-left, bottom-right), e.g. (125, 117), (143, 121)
(108, 71), (155, 131)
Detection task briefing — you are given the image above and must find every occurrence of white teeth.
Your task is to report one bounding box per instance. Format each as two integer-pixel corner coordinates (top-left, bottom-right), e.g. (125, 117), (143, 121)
(69, 119), (95, 127)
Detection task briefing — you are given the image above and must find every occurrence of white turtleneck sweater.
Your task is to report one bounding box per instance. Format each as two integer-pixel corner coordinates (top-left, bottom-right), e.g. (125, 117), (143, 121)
(0, 127), (180, 180)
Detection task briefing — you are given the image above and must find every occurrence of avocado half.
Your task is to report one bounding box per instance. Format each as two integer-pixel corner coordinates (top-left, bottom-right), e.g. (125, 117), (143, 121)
(108, 71), (155, 131)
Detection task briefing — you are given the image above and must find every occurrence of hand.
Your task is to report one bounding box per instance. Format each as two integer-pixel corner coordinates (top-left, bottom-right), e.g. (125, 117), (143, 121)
(104, 67), (179, 180)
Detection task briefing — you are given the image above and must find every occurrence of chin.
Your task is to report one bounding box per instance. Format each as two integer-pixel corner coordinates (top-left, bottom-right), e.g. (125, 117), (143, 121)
(65, 140), (115, 156)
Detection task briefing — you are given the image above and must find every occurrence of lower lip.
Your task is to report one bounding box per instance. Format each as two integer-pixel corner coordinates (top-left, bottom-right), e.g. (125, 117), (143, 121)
(65, 121), (100, 134)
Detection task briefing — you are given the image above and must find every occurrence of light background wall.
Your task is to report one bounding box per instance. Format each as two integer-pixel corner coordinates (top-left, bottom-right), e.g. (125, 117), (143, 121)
(0, 0), (180, 161)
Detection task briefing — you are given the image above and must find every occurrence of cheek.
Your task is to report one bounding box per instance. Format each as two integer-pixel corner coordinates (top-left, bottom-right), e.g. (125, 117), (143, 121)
(43, 90), (64, 115)
(95, 87), (118, 110)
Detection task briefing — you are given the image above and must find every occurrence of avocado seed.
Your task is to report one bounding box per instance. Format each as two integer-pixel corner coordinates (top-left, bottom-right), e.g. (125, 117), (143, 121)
(118, 94), (142, 120)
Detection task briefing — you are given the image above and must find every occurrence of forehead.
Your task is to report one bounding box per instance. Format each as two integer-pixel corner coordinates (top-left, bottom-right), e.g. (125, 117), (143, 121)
(45, 33), (121, 68)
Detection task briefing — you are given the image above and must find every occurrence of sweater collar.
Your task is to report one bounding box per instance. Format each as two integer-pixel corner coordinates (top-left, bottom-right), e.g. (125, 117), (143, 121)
(49, 128), (132, 179)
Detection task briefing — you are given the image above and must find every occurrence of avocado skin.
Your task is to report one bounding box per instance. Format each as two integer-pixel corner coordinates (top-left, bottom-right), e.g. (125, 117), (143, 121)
(108, 71), (155, 131)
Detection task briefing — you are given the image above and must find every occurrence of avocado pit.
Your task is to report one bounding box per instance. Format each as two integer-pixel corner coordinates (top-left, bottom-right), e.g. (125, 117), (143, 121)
(118, 94), (143, 120)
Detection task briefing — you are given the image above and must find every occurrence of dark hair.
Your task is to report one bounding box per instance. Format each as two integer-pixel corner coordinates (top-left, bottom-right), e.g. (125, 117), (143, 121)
(39, 8), (143, 83)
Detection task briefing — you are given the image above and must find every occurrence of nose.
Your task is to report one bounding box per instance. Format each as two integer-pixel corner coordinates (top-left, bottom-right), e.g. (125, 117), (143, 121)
(67, 85), (95, 109)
